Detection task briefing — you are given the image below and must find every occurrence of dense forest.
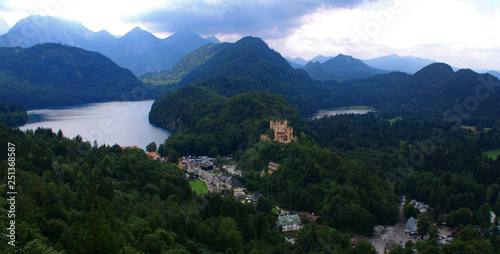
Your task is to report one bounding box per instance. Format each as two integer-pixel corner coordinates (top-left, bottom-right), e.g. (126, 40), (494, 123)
(0, 125), (295, 254)
(331, 64), (500, 127)
(150, 86), (302, 157)
(145, 36), (344, 116)
(0, 43), (148, 108)
(0, 101), (28, 127)
(235, 113), (500, 253)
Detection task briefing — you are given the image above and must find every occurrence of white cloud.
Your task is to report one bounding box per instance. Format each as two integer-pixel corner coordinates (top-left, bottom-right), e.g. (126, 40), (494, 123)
(1, 0), (499, 70)
(272, 0), (500, 69)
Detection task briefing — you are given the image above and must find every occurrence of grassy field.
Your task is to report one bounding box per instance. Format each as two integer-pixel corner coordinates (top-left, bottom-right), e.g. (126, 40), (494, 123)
(189, 181), (209, 194)
(483, 148), (500, 160)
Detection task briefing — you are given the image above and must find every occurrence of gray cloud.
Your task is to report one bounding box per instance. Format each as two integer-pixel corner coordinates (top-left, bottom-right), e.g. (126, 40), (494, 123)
(125, 0), (376, 38)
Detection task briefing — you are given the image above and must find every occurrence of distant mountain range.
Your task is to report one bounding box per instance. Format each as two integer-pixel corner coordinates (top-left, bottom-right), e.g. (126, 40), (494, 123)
(488, 71), (500, 79)
(363, 54), (436, 74)
(0, 43), (145, 108)
(0, 15), (219, 76)
(302, 54), (390, 81)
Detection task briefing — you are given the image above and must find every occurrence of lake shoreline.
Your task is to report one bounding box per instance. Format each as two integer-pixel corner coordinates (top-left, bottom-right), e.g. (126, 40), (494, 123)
(21, 100), (171, 150)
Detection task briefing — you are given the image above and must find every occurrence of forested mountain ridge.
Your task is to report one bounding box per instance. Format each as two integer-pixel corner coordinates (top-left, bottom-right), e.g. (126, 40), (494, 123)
(140, 43), (231, 85)
(0, 43), (145, 108)
(333, 63), (500, 127)
(148, 36), (343, 116)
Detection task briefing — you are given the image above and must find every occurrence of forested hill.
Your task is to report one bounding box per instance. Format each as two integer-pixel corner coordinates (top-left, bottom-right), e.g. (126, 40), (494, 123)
(0, 101), (28, 127)
(0, 124), (296, 253)
(334, 63), (500, 127)
(0, 43), (146, 108)
(140, 43), (231, 85)
(150, 85), (302, 156)
(146, 36), (343, 116)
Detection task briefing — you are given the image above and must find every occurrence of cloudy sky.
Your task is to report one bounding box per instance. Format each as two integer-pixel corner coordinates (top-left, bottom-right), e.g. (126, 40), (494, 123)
(0, 0), (499, 70)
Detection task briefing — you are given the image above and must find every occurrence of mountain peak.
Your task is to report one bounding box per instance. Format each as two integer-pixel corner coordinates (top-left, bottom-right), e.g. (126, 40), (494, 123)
(364, 54), (436, 74)
(335, 54), (355, 60)
(310, 55), (332, 63)
(205, 35), (220, 44)
(164, 31), (217, 53)
(121, 26), (157, 41)
(412, 63), (454, 81)
(304, 54), (389, 81)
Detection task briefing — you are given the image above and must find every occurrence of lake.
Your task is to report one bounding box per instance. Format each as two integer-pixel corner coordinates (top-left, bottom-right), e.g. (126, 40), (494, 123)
(21, 100), (171, 150)
(310, 109), (375, 120)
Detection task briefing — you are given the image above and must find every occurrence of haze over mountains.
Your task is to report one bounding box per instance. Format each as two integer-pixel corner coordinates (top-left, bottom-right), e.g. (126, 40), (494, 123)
(0, 17), (9, 35)
(302, 54), (390, 81)
(0, 15), (219, 76)
(287, 53), (500, 80)
(363, 54), (436, 74)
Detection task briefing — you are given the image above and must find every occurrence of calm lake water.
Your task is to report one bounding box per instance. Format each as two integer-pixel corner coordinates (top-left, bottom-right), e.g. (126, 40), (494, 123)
(310, 109), (374, 120)
(21, 100), (171, 150)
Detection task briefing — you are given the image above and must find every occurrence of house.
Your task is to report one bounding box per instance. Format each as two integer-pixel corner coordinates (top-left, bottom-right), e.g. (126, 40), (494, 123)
(384, 241), (399, 253)
(268, 161), (281, 175)
(404, 217), (417, 235)
(146, 152), (158, 159)
(233, 186), (246, 198)
(298, 212), (322, 225)
(199, 163), (213, 171)
(226, 176), (243, 189)
(248, 192), (265, 203)
(121, 145), (141, 150)
(276, 214), (303, 232)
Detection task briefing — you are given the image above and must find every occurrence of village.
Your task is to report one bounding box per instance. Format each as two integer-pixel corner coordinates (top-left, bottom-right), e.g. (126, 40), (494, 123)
(128, 120), (484, 253)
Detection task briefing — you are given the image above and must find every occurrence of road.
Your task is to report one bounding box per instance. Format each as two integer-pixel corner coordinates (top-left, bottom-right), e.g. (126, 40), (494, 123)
(369, 205), (422, 253)
(184, 159), (217, 192)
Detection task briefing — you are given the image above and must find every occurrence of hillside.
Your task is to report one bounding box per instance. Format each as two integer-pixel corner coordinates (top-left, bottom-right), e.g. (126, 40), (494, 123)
(303, 54), (390, 81)
(0, 101), (28, 127)
(0, 43), (145, 108)
(150, 84), (302, 156)
(335, 63), (500, 126)
(140, 43), (230, 85)
(160, 36), (340, 115)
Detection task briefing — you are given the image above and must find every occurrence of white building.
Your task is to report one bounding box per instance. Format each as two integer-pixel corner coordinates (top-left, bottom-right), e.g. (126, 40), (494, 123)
(276, 214), (303, 232)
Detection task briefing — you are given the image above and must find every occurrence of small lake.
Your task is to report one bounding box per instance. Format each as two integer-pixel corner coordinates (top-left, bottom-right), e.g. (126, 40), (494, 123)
(21, 100), (171, 150)
(310, 109), (375, 120)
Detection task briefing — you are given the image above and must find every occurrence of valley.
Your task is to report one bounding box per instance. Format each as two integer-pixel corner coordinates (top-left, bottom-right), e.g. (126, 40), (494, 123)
(1, 13), (500, 254)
